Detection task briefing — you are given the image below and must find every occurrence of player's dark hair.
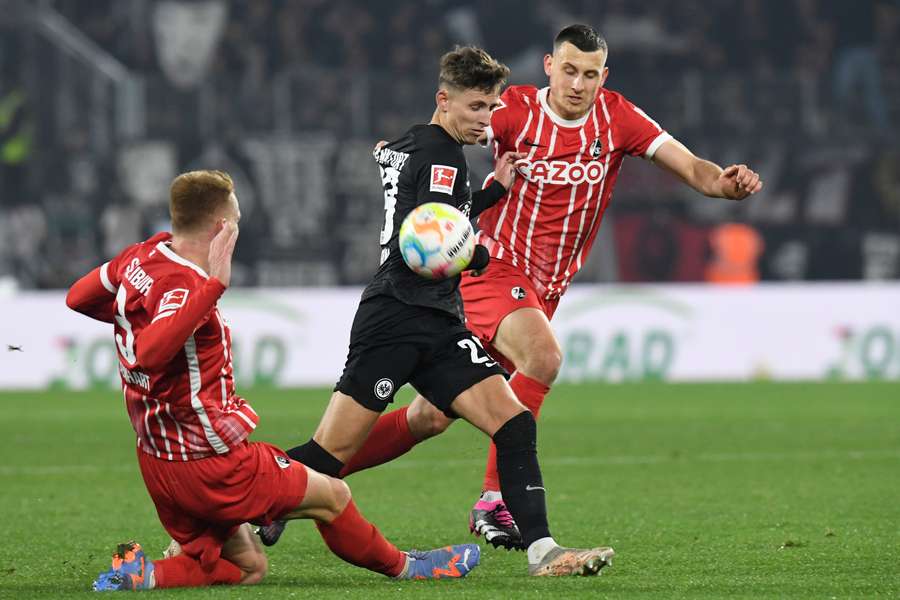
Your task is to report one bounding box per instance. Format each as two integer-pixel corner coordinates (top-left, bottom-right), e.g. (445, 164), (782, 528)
(169, 170), (234, 233)
(554, 24), (607, 54)
(439, 46), (509, 93)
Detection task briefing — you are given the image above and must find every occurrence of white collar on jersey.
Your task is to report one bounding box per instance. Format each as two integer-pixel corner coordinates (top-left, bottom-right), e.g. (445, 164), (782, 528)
(537, 87), (592, 128)
(156, 241), (210, 279)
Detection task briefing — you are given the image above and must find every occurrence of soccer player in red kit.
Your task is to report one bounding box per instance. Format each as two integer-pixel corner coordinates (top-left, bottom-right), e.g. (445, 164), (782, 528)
(324, 25), (765, 550)
(66, 170), (480, 590)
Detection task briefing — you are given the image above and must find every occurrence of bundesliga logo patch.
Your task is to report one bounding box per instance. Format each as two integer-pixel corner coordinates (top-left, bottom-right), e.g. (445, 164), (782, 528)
(429, 165), (457, 195)
(511, 286), (527, 300)
(159, 288), (189, 312)
(374, 378), (394, 400)
(275, 455), (291, 469)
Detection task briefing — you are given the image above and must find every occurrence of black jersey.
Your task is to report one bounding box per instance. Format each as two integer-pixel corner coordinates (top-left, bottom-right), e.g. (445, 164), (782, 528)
(361, 124), (477, 318)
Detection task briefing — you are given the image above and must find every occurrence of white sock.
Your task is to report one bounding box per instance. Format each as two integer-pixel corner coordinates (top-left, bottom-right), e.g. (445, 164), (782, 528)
(527, 536), (559, 564)
(480, 490), (503, 503)
(393, 553), (411, 579)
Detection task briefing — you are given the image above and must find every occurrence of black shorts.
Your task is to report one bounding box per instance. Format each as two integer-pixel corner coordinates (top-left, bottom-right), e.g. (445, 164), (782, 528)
(335, 295), (508, 416)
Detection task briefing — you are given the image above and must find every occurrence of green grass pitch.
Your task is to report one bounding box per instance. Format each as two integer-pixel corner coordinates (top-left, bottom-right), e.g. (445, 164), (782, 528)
(0, 382), (898, 599)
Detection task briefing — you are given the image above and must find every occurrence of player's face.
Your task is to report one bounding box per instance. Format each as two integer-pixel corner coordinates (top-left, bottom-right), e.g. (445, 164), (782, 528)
(544, 42), (608, 120)
(440, 86), (502, 145)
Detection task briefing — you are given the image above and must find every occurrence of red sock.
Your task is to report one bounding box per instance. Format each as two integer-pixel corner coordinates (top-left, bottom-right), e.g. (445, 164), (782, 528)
(153, 554), (242, 588)
(316, 500), (406, 577)
(482, 373), (550, 492)
(340, 406), (418, 477)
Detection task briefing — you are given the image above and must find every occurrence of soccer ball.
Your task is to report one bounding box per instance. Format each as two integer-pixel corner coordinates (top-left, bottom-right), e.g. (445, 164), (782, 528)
(399, 202), (475, 279)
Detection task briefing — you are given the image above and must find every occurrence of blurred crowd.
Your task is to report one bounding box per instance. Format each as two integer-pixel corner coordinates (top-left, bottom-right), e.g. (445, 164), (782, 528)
(1, 0), (899, 288)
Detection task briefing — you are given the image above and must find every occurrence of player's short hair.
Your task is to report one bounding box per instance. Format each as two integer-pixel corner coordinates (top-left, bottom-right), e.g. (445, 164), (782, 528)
(169, 170), (234, 233)
(554, 24), (608, 55)
(439, 46), (509, 94)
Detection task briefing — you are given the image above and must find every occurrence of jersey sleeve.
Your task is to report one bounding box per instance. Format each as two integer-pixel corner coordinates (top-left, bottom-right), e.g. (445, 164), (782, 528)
(481, 86), (518, 149)
(65, 252), (126, 323)
(615, 95), (673, 159)
(134, 272), (226, 370)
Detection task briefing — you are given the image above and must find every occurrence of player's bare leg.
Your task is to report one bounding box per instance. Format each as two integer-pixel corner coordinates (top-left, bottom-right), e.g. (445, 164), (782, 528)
(258, 397), (482, 579)
(258, 391), (379, 545)
(406, 394), (456, 440)
(492, 307), (563, 384)
(221, 524), (268, 584)
(312, 391), (383, 463)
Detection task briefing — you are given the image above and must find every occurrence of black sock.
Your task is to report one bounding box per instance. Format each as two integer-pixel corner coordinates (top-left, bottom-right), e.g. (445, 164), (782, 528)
(286, 439), (345, 478)
(493, 411), (551, 548)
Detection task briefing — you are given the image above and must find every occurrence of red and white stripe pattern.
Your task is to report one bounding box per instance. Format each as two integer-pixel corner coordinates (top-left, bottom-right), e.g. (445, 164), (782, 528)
(110, 235), (258, 460)
(477, 85), (671, 300)
(124, 302), (258, 461)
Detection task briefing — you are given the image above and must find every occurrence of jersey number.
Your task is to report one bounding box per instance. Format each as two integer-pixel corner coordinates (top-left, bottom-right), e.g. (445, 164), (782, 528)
(457, 337), (498, 367)
(114, 284), (137, 366)
(378, 166), (400, 264)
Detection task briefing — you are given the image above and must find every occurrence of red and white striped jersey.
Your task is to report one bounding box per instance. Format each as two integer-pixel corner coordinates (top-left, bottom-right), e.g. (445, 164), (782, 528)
(81, 232), (257, 460)
(478, 85), (672, 299)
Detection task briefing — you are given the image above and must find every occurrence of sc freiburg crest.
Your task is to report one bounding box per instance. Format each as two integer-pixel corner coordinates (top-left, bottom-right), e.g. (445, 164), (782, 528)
(590, 138), (603, 159)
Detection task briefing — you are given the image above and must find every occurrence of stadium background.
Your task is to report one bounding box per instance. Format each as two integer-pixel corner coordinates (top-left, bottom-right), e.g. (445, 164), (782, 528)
(0, 3), (899, 598)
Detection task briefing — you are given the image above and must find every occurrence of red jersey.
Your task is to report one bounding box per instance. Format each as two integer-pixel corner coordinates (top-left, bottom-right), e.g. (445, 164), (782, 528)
(478, 85), (672, 299)
(66, 232), (258, 460)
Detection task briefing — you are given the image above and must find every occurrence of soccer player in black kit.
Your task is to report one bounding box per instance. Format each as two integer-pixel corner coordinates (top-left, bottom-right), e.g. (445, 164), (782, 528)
(262, 46), (614, 577)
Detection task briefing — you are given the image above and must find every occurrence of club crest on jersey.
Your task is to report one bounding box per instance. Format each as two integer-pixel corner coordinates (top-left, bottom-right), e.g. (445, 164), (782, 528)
(159, 288), (189, 312)
(590, 138), (603, 159)
(430, 165), (458, 195)
(511, 286), (527, 300)
(374, 378), (394, 400)
(275, 455), (291, 469)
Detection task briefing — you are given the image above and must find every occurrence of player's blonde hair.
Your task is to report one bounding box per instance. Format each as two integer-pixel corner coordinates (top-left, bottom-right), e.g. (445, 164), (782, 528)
(169, 170), (234, 233)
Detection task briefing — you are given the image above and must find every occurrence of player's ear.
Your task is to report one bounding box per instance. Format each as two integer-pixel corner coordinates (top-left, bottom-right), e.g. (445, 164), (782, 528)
(436, 88), (450, 112)
(600, 66), (609, 87)
(543, 53), (553, 77)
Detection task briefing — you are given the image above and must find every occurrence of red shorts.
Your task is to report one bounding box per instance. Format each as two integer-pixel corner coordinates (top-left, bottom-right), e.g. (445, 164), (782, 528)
(138, 441), (307, 568)
(459, 258), (559, 371)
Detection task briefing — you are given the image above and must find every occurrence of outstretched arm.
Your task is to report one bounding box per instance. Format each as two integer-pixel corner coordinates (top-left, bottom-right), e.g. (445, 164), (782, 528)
(652, 138), (763, 200)
(66, 264), (117, 323)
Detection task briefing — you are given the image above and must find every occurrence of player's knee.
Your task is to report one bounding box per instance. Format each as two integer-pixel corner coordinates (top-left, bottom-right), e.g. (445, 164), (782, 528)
(521, 346), (562, 385)
(425, 410), (453, 437)
(408, 398), (452, 439)
(328, 477), (352, 518)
